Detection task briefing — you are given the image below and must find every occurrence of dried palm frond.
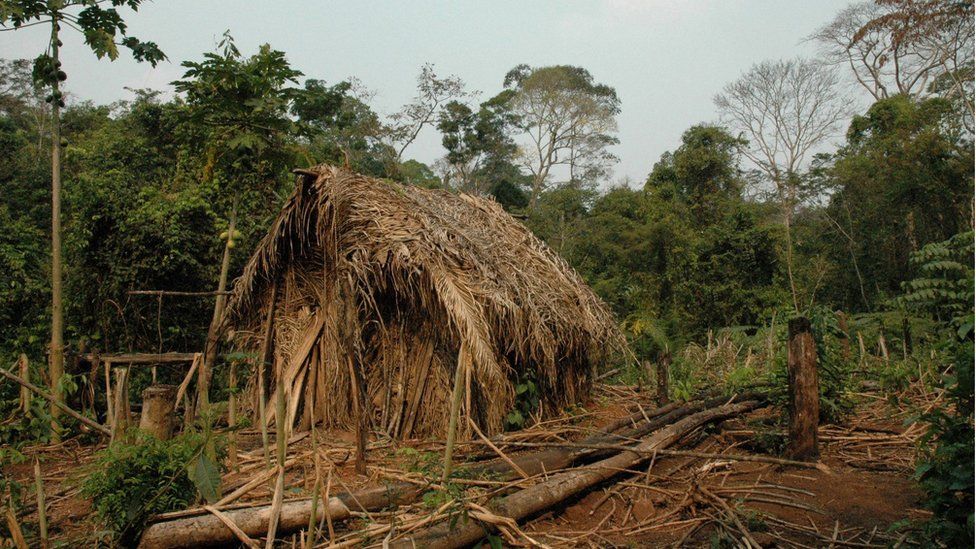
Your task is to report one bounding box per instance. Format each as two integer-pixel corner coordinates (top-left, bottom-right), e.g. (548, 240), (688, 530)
(226, 165), (629, 438)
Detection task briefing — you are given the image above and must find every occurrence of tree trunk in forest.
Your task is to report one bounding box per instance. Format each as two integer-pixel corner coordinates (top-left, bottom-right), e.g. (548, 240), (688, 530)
(139, 385), (177, 440)
(787, 317), (819, 461)
(48, 16), (65, 441)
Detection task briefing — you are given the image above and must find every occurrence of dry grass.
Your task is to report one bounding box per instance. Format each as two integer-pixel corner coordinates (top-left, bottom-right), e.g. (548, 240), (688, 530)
(226, 165), (628, 438)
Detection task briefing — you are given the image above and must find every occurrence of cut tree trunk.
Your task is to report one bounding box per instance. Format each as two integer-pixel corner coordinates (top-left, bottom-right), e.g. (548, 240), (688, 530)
(392, 400), (762, 548)
(787, 317), (819, 461)
(657, 351), (671, 406)
(136, 394), (763, 548)
(139, 385), (177, 440)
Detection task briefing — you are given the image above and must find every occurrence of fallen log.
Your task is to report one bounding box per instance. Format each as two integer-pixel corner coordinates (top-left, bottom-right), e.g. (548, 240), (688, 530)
(137, 394), (762, 548)
(391, 399), (762, 549)
(0, 366), (111, 436)
(138, 484), (424, 549)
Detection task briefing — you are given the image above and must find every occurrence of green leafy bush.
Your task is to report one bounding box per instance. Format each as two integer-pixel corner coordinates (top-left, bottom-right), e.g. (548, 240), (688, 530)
(899, 231), (974, 545)
(81, 431), (225, 544)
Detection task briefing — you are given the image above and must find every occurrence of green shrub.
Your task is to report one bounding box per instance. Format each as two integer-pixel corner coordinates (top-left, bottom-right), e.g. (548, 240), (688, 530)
(81, 430), (225, 544)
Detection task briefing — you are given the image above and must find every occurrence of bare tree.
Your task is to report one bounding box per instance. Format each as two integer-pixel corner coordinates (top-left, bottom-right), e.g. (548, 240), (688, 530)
(383, 64), (468, 175)
(812, 1), (973, 128)
(504, 65), (620, 208)
(714, 58), (849, 312)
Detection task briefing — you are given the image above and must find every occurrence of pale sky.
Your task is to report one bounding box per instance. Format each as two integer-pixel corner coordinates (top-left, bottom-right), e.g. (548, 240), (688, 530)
(0, 0), (860, 184)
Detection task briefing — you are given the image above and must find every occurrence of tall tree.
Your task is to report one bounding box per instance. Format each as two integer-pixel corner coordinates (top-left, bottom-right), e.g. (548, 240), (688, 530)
(383, 63), (466, 177)
(436, 90), (519, 195)
(503, 64), (620, 208)
(812, 1), (973, 129)
(714, 58), (849, 312)
(0, 0), (164, 427)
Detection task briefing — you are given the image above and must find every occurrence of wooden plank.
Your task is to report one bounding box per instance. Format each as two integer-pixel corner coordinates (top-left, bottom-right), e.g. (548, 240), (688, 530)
(83, 352), (199, 364)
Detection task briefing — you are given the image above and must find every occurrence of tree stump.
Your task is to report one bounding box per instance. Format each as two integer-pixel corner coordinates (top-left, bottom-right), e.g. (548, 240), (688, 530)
(139, 384), (177, 440)
(787, 317), (819, 461)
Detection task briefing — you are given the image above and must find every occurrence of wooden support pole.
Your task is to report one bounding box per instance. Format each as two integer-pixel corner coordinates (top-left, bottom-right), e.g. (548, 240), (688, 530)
(0, 367), (111, 436)
(442, 343), (468, 482)
(139, 385), (177, 440)
(34, 459), (48, 549)
(787, 317), (819, 461)
(18, 354), (29, 414)
(348, 354), (367, 476)
(228, 361), (239, 471)
(111, 367), (130, 444)
(902, 316), (913, 359)
(128, 290), (233, 297)
(836, 311), (851, 362)
(257, 284), (278, 471)
(656, 352), (671, 406)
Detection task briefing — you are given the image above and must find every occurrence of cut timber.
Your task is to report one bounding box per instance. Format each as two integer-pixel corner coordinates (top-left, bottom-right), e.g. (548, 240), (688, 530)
(392, 399), (762, 548)
(137, 484), (425, 549)
(82, 352), (198, 365)
(136, 394), (762, 548)
(139, 385), (177, 440)
(787, 317), (819, 461)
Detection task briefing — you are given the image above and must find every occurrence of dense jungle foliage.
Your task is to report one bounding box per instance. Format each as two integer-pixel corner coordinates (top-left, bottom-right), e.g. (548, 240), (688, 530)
(0, 0), (973, 544)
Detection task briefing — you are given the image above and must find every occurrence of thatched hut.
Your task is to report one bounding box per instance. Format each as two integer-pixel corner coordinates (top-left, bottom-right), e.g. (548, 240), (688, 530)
(225, 165), (626, 439)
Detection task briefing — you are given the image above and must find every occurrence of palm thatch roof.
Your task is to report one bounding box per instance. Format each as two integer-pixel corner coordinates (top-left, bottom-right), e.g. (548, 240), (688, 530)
(225, 165), (627, 438)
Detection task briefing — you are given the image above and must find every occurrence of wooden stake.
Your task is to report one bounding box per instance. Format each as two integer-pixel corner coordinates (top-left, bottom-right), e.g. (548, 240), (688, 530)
(3, 486), (28, 549)
(228, 361), (238, 472)
(656, 351), (671, 406)
(787, 317), (819, 461)
(257, 283), (278, 471)
(34, 459), (47, 549)
(348, 354), (367, 475)
(902, 316), (912, 359)
(111, 367), (130, 444)
(18, 354), (29, 414)
(442, 343), (468, 482)
(104, 358), (113, 432)
(266, 356), (287, 548)
(836, 311), (851, 362)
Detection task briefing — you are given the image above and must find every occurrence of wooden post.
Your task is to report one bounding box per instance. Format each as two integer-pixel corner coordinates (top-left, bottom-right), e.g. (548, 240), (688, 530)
(656, 352), (671, 406)
(33, 459), (47, 549)
(104, 359), (114, 432)
(139, 385), (177, 440)
(18, 354), (29, 414)
(835, 311), (851, 362)
(111, 367), (130, 444)
(348, 354), (367, 476)
(902, 316), (913, 359)
(787, 317), (819, 461)
(442, 344), (468, 482)
(857, 332), (866, 366)
(257, 283), (278, 471)
(228, 361), (239, 471)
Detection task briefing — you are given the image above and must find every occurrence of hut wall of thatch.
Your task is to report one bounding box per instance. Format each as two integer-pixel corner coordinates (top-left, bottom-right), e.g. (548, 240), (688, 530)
(226, 165), (627, 439)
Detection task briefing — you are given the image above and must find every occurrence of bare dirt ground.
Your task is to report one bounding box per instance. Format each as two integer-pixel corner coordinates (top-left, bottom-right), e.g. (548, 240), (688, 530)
(4, 382), (931, 548)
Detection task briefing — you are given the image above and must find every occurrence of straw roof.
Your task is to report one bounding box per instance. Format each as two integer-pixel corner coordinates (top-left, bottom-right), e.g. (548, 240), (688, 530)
(225, 165), (627, 435)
